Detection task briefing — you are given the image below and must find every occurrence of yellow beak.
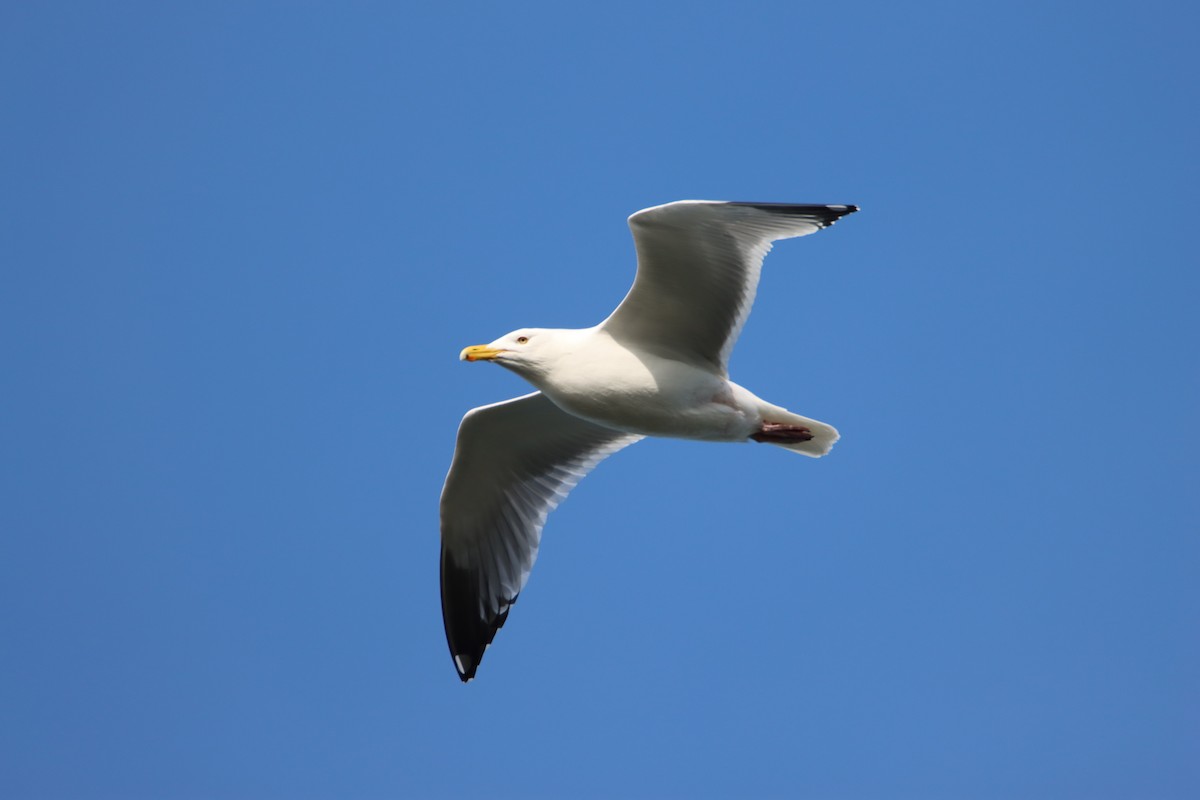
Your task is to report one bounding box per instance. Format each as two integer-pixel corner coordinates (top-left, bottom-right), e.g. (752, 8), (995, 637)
(460, 345), (506, 362)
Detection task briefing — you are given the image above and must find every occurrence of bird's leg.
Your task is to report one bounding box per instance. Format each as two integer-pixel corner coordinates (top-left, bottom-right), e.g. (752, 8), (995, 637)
(750, 421), (814, 444)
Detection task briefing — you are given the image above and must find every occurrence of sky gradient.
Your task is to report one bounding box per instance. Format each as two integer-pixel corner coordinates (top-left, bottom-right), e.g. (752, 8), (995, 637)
(2, 3), (1197, 798)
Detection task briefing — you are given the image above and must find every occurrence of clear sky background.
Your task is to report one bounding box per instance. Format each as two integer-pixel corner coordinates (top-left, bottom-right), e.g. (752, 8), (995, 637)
(2, 3), (1197, 799)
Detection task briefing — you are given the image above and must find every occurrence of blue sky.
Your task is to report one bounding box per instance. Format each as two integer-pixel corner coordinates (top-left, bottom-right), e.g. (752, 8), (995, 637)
(2, 2), (1197, 798)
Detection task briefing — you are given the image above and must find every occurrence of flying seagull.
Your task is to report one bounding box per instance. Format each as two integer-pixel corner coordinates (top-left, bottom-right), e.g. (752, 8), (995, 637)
(440, 200), (858, 681)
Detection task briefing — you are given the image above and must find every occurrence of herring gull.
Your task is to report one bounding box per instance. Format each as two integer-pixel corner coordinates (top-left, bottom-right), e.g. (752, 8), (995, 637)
(441, 200), (858, 681)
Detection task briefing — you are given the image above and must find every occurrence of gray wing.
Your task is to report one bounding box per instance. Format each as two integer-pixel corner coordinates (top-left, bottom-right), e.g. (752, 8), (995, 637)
(600, 201), (858, 374)
(440, 392), (643, 681)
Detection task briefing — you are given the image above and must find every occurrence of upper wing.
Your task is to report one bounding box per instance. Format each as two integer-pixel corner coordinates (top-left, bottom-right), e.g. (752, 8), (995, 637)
(600, 201), (858, 374)
(439, 392), (643, 682)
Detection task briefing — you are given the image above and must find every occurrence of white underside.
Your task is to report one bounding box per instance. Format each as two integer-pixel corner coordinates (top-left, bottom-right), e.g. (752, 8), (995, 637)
(524, 335), (838, 457)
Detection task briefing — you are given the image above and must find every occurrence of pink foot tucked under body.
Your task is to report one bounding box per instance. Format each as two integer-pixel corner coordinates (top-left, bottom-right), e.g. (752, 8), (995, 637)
(750, 421), (815, 444)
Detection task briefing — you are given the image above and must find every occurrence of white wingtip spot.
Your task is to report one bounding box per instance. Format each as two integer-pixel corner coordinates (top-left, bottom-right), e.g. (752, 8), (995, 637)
(454, 655), (472, 675)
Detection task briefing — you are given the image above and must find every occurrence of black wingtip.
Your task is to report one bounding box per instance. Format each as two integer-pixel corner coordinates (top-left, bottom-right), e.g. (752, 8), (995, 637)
(727, 201), (859, 227)
(440, 548), (515, 683)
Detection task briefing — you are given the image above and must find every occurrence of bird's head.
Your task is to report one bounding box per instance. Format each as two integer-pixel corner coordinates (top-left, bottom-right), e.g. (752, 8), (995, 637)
(460, 328), (562, 381)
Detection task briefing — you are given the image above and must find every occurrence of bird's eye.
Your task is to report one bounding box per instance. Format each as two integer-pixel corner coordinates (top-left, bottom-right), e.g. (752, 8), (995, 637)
(516, 336), (529, 344)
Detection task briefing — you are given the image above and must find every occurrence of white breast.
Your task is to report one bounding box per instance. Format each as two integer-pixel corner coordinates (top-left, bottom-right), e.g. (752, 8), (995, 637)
(540, 343), (753, 441)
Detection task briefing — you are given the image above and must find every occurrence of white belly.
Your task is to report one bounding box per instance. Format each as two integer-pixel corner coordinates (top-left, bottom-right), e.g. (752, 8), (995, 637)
(539, 348), (761, 441)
